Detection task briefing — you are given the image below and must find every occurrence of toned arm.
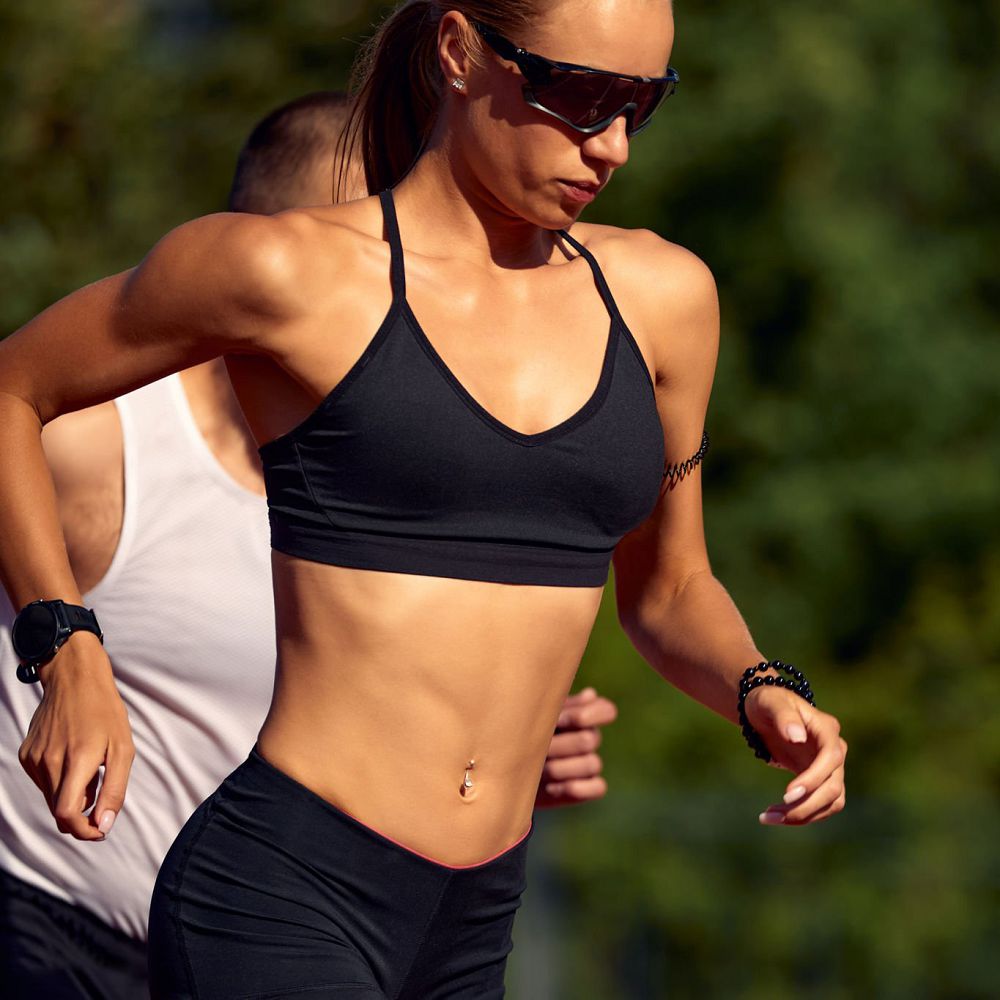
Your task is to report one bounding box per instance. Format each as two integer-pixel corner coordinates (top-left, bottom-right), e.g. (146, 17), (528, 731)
(0, 210), (303, 839)
(611, 233), (763, 722)
(611, 232), (847, 826)
(0, 210), (297, 609)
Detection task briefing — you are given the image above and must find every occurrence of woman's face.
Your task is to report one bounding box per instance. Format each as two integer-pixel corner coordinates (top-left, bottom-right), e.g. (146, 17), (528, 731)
(451, 0), (675, 229)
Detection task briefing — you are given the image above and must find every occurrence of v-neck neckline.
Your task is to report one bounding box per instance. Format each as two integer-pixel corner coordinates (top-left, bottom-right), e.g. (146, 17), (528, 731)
(382, 189), (620, 448)
(400, 300), (618, 447)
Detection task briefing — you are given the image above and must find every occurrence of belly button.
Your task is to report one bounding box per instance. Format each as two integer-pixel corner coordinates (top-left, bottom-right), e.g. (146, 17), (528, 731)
(459, 759), (477, 801)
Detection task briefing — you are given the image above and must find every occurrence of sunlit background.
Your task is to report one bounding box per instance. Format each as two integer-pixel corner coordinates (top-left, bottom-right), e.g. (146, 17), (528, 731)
(2, 2), (997, 997)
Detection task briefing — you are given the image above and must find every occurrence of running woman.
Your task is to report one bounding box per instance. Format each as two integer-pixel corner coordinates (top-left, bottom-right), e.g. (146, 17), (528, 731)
(0, 90), (616, 999)
(0, 3), (847, 997)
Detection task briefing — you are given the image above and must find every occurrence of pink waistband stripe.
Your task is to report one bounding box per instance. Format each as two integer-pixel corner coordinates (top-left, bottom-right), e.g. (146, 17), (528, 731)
(248, 745), (532, 871)
(336, 798), (533, 871)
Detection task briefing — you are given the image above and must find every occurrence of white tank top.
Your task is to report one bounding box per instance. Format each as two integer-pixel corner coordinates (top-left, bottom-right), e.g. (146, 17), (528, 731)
(0, 373), (275, 941)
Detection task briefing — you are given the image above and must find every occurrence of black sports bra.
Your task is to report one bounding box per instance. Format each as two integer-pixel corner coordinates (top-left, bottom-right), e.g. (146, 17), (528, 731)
(258, 189), (664, 587)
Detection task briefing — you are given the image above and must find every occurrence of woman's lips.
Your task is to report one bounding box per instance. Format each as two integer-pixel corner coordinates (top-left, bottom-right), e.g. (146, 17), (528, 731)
(557, 179), (599, 204)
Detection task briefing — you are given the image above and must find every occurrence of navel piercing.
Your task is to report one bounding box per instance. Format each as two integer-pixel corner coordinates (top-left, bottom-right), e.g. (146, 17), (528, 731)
(460, 759), (476, 796)
(451, 78), (466, 92)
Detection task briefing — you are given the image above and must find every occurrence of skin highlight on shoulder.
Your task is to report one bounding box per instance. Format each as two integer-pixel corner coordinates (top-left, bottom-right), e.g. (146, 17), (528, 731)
(120, 211), (322, 353)
(567, 223), (719, 386)
(242, 197), (399, 317)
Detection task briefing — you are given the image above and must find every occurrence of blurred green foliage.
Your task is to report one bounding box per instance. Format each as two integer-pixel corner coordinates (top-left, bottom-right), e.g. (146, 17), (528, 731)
(1, 1), (997, 997)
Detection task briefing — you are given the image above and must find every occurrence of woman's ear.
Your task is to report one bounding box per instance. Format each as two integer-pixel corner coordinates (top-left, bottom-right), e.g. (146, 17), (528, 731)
(437, 9), (479, 86)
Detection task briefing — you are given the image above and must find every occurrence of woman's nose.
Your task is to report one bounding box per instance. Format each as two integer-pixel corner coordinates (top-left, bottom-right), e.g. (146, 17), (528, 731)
(581, 115), (631, 169)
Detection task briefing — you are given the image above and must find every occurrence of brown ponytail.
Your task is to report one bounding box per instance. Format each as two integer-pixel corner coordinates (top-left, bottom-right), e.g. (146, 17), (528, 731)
(336, 0), (542, 199)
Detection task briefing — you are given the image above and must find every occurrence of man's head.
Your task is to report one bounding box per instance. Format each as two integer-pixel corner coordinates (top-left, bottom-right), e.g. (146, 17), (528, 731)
(227, 90), (365, 215)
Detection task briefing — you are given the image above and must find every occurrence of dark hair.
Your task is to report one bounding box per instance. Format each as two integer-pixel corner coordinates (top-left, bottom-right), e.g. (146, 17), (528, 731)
(228, 91), (353, 214)
(338, 1), (540, 198)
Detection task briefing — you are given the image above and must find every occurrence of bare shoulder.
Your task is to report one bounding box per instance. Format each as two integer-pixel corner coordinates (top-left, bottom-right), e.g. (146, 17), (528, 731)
(121, 200), (385, 352)
(567, 223), (719, 382)
(570, 222), (718, 322)
(129, 211), (322, 327)
(280, 196), (394, 274)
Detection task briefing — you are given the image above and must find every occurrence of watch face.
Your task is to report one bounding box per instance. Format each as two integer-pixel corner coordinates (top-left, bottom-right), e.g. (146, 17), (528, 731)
(11, 602), (60, 662)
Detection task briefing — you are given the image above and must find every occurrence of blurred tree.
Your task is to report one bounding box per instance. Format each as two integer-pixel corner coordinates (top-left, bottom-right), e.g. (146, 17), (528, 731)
(538, 1), (1000, 997)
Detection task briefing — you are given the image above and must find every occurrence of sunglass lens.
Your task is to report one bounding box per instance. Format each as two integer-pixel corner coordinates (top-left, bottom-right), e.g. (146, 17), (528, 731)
(531, 69), (622, 128)
(629, 79), (672, 132)
(532, 70), (673, 134)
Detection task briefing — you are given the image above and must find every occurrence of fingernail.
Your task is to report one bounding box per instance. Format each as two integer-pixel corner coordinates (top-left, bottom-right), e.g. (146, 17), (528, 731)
(786, 724), (807, 743)
(783, 785), (806, 804)
(556, 714), (570, 728)
(759, 810), (785, 825)
(98, 810), (116, 835)
(582, 687), (596, 697)
(545, 783), (562, 797)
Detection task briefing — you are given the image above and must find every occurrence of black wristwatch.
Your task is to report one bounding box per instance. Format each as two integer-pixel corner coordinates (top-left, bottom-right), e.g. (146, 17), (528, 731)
(11, 599), (104, 684)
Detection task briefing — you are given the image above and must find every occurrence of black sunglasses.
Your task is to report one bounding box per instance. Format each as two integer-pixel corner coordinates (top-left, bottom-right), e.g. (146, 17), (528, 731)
(470, 20), (678, 137)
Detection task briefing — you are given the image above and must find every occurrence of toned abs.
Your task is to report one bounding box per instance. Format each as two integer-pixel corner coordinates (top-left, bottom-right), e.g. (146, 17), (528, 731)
(235, 197), (643, 865)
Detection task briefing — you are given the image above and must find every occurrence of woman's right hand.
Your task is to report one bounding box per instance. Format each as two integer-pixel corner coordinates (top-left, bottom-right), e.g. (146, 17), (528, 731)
(17, 631), (134, 841)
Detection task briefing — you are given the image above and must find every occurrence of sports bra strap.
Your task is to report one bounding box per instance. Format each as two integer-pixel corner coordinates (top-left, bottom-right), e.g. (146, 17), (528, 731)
(379, 193), (619, 324)
(379, 188), (406, 300)
(557, 228), (623, 327)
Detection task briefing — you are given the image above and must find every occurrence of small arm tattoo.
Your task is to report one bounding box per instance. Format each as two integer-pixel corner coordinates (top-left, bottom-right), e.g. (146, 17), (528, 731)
(663, 431), (709, 488)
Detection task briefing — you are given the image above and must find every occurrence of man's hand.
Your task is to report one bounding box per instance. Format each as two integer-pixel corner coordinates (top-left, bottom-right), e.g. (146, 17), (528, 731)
(743, 685), (847, 826)
(17, 631), (134, 841)
(535, 686), (618, 810)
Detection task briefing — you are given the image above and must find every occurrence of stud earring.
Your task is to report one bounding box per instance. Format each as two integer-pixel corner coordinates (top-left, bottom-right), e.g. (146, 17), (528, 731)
(451, 78), (466, 92)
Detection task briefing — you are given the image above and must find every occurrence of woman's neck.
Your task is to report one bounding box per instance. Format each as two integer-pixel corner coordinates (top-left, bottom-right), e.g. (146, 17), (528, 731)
(393, 144), (556, 272)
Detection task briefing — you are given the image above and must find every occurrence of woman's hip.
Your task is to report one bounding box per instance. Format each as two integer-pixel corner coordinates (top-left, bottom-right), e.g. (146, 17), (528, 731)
(147, 746), (532, 999)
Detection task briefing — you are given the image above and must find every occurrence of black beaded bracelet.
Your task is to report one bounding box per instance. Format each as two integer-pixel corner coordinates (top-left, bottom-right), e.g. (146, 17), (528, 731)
(737, 660), (816, 763)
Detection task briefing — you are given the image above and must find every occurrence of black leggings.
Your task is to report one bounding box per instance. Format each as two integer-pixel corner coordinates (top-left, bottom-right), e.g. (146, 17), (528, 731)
(147, 746), (532, 999)
(0, 868), (149, 1000)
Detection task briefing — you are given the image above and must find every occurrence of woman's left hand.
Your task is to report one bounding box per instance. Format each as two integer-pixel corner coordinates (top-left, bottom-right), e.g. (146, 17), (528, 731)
(743, 686), (847, 826)
(534, 687), (618, 810)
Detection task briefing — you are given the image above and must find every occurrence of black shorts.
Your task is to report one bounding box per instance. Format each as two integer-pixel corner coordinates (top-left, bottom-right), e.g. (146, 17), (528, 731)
(0, 867), (149, 999)
(148, 745), (532, 999)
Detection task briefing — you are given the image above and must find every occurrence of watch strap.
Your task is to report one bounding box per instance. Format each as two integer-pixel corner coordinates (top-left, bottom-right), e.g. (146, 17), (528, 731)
(56, 602), (104, 642)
